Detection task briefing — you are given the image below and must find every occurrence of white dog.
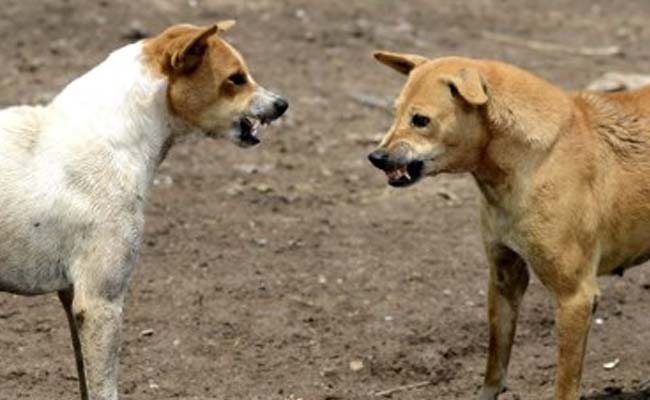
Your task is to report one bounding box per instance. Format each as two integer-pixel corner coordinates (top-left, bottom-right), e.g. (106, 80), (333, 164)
(0, 21), (287, 400)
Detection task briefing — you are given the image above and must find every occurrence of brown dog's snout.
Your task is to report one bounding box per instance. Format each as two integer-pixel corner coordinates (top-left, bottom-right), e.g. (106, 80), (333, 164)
(368, 149), (391, 170)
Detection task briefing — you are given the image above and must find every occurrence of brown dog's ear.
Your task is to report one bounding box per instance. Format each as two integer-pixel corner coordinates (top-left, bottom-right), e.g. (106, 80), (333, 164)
(373, 51), (428, 75)
(444, 68), (488, 106)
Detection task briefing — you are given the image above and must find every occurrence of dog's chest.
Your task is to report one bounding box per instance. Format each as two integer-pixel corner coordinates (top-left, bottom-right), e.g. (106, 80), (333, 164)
(481, 200), (524, 254)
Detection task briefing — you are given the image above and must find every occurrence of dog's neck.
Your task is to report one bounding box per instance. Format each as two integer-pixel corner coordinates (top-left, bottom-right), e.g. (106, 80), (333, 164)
(50, 42), (189, 195)
(471, 62), (574, 206)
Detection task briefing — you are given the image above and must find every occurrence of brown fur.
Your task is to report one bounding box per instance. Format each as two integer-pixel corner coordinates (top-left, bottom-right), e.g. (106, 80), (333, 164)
(371, 52), (650, 400)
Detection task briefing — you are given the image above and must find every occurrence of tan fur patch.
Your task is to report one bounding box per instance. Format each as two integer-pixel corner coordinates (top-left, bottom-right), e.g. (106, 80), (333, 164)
(141, 23), (254, 133)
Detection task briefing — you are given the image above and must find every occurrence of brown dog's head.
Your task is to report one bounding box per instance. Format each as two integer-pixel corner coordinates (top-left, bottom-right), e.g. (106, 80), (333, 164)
(368, 51), (489, 187)
(144, 21), (288, 147)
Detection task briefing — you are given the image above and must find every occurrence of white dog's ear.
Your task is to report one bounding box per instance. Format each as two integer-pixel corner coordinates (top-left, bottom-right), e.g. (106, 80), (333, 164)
(170, 25), (219, 72)
(373, 50), (428, 75)
(215, 19), (236, 32)
(443, 68), (488, 106)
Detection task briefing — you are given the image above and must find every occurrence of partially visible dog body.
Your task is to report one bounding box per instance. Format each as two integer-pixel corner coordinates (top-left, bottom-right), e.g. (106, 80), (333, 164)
(368, 51), (650, 400)
(0, 21), (287, 400)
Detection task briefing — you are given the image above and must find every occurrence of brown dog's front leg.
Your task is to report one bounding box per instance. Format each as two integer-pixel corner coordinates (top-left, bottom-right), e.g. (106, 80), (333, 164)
(480, 245), (529, 400)
(553, 285), (597, 400)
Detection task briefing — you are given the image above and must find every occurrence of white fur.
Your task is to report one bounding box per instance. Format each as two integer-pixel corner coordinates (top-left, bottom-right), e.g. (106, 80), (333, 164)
(0, 42), (192, 400)
(0, 42), (184, 295)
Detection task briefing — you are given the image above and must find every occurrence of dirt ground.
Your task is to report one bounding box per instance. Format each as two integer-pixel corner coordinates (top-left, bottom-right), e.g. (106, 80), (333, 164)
(1, 0), (650, 399)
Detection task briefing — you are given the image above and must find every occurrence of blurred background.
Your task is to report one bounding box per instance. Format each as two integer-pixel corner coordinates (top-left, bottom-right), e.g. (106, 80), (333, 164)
(0, 0), (649, 399)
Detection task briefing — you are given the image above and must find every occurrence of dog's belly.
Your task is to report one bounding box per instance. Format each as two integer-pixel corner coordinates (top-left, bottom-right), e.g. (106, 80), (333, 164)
(599, 247), (650, 276)
(597, 197), (650, 276)
(599, 219), (650, 275)
(0, 260), (70, 295)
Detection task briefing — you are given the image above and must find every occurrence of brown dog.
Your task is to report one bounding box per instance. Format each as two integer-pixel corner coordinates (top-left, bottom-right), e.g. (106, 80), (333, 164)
(368, 51), (650, 400)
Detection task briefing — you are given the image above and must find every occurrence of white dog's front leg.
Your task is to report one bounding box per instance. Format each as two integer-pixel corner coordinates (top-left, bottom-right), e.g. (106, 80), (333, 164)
(70, 252), (133, 400)
(72, 290), (124, 400)
(66, 219), (140, 400)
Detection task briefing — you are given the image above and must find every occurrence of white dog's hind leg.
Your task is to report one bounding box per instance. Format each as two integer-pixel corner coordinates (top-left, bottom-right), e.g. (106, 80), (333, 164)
(58, 288), (89, 400)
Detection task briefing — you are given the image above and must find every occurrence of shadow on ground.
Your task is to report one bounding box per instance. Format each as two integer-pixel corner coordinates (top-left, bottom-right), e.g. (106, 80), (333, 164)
(582, 387), (650, 400)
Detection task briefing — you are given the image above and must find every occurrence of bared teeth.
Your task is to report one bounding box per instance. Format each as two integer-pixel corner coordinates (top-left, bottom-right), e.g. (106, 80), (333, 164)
(386, 166), (409, 181)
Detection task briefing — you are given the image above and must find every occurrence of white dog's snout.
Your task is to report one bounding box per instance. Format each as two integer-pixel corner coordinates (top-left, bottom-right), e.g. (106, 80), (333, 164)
(250, 87), (288, 120)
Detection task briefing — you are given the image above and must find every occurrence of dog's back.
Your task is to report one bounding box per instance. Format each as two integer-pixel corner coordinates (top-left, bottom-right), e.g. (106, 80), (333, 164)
(0, 105), (48, 158)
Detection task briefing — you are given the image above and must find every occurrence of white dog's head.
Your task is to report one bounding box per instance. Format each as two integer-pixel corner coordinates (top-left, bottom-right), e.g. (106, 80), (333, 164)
(143, 21), (288, 147)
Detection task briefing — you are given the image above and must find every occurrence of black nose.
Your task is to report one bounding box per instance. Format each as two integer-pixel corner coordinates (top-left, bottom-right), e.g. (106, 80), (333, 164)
(368, 149), (390, 170)
(273, 97), (289, 117)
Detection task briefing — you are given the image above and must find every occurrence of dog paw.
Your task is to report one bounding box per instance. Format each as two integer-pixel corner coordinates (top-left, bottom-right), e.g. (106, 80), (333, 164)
(478, 384), (507, 400)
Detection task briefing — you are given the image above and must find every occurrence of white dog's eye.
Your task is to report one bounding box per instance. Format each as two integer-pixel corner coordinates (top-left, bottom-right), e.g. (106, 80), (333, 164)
(228, 72), (247, 86)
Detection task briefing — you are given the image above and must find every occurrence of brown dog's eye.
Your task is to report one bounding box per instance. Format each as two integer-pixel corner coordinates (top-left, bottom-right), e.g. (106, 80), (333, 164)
(228, 72), (247, 86)
(448, 83), (460, 99)
(411, 114), (430, 128)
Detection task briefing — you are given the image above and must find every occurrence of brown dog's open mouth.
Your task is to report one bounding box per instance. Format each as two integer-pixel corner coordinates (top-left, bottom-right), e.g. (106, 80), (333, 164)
(384, 160), (423, 187)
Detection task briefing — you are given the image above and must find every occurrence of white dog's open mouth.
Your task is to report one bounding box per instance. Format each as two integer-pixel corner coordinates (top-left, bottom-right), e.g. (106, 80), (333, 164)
(237, 115), (274, 146)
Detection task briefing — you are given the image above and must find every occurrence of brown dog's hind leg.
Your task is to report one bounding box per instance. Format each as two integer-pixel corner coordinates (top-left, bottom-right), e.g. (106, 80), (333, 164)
(59, 288), (89, 400)
(480, 245), (529, 400)
(553, 282), (598, 400)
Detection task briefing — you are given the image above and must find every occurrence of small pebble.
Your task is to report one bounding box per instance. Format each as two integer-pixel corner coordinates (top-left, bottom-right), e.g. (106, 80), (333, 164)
(349, 360), (364, 372)
(603, 358), (620, 370)
(140, 329), (154, 337)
